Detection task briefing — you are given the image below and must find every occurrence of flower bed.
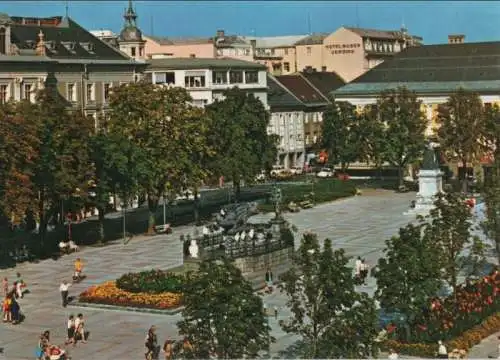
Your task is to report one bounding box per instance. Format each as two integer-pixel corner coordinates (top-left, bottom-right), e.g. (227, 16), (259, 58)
(382, 312), (500, 358)
(79, 281), (183, 310)
(380, 270), (500, 358)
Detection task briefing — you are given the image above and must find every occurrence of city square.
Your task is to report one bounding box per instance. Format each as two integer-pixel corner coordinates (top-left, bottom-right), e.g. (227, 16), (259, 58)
(0, 0), (500, 359)
(0, 189), (498, 359)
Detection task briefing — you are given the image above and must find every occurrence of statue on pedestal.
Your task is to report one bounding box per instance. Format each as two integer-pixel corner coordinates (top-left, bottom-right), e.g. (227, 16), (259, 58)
(422, 141), (440, 170)
(189, 239), (199, 258)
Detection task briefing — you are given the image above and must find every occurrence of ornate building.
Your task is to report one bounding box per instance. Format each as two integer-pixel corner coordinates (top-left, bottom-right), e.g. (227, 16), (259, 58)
(117, 0), (146, 61)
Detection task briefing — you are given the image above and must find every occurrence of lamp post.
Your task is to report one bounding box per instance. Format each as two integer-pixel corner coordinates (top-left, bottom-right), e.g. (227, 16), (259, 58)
(263, 303), (271, 358)
(121, 197), (126, 244)
(270, 183), (282, 219)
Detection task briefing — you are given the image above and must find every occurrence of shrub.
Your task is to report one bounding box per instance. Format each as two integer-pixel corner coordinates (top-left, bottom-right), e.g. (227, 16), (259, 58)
(116, 269), (184, 294)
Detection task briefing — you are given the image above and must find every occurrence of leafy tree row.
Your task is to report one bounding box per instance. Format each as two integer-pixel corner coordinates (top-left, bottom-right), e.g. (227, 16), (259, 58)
(0, 84), (277, 246)
(322, 87), (496, 189)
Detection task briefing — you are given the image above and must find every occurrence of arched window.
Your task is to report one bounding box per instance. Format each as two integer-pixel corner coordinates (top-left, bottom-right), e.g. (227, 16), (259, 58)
(0, 27), (6, 55)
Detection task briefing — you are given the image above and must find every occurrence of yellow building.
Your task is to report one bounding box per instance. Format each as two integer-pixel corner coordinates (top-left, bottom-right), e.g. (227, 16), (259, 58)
(333, 39), (500, 174)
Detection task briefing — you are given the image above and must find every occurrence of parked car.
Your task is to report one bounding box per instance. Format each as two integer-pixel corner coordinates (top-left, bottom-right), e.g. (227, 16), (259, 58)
(255, 171), (267, 182)
(290, 166), (304, 176)
(270, 165), (285, 177)
(175, 189), (200, 201)
(316, 167), (335, 178)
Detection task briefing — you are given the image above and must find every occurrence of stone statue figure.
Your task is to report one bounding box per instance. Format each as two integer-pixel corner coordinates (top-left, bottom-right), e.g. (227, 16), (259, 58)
(422, 142), (440, 170)
(189, 239), (199, 258)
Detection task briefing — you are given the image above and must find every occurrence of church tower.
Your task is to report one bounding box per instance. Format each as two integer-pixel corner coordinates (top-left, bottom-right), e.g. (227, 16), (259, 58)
(118, 0), (145, 60)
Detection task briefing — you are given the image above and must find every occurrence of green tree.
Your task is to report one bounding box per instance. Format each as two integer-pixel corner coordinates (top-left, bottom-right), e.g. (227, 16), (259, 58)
(423, 192), (485, 299)
(321, 101), (362, 171)
(482, 104), (500, 263)
(89, 131), (147, 242)
(108, 83), (209, 233)
(206, 88), (277, 198)
(280, 233), (378, 358)
(0, 101), (40, 224)
(177, 258), (272, 358)
(32, 89), (94, 251)
(437, 88), (487, 192)
(376, 87), (427, 187)
(357, 105), (386, 178)
(374, 223), (442, 341)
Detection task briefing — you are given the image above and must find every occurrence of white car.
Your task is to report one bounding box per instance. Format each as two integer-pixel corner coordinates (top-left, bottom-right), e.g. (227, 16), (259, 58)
(270, 165), (285, 177)
(175, 190), (200, 201)
(290, 166), (303, 175)
(316, 167), (335, 178)
(255, 171), (266, 182)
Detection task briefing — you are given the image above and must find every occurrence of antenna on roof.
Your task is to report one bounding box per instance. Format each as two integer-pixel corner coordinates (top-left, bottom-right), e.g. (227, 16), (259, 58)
(307, 12), (312, 35)
(65, 0), (69, 18)
(355, 3), (359, 27)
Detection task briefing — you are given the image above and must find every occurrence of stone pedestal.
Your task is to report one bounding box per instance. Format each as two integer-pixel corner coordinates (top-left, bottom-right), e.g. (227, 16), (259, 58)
(405, 168), (443, 216)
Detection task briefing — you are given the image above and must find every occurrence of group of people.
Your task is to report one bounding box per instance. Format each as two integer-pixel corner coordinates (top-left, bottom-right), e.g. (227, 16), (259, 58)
(355, 257), (370, 285)
(36, 330), (69, 360)
(145, 326), (193, 360)
(2, 273), (27, 325)
(65, 313), (88, 346)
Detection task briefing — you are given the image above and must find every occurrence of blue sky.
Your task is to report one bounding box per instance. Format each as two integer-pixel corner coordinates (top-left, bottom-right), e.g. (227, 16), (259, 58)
(1, 1), (499, 44)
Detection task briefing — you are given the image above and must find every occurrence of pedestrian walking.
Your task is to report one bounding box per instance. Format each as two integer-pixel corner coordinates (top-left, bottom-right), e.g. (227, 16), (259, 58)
(2, 278), (8, 297)
(65, 315), (75, 345)
(360, 259), (369, 285)
(59, 281), (71, 307)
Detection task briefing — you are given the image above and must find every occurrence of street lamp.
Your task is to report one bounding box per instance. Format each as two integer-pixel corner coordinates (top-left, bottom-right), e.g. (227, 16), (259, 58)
(121, 197), (127, 244)
(263, 303), (271, 358)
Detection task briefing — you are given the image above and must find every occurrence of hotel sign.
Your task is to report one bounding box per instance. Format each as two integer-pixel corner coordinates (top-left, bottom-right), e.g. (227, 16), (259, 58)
(325, 43), (361, 55)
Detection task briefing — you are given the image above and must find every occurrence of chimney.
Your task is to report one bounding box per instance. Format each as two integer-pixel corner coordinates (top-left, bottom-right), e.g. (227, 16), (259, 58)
(448, 34), (465, 44)
(36, 30), (46, 56)
(216, 29), (225, 38)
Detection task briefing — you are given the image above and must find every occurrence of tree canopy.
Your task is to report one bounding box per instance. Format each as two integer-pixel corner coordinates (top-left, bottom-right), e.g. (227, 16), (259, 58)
(321, 101), (362, 171)
(107, 83), (211, 232)
(177, 258), (272, 358)
(376, 87), (427, 186)
(205, 88), (277, 196)
(437, 88), (487, 192)
(280, 232), (378, 358)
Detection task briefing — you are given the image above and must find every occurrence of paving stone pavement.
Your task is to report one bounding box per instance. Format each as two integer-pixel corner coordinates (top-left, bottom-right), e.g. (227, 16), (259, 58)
(0, 190), (498, 359)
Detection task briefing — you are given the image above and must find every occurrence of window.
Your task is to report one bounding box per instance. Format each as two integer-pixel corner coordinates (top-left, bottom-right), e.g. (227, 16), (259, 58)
(321, 66), (327, 72)
(103, 83), (112, 102)
(23, 83), (32, 101)
(0, 84), (7, 104)
(212, 71), (227, 84)
(306, 46), (312, 55)
(190, 54), (196, 58)
(155, 72), (175, 85)
(184, 75), (205, 88)
(139, 47), (143, 57)
(284, 48), (289, 55)
(229, 70), (243, 84)
(67, 83), (77, 102)
(0, 28), (5, 55)
(86, 83), (95, 102)
(244, 71), (258, 84)
(284, 62), (290, 72)
(131, 47), (136, 57)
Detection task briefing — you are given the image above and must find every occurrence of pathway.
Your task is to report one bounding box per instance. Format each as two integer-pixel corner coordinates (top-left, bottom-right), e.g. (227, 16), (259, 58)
(0, 190), (498, 359)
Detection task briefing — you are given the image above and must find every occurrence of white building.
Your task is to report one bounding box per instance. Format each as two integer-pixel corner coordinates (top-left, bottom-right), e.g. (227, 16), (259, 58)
(267, 74), (306, 168)
(145, 57), (268, 108)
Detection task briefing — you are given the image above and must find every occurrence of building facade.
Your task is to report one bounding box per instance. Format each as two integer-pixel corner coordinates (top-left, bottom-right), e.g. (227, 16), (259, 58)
(267, 74), (306, 168)
(333, 40), (500, 171)
(145, 57), (268, 108)
(296, 27), (422, 82)
(143, 35), (216, 59)
(0, 13), (144, 124)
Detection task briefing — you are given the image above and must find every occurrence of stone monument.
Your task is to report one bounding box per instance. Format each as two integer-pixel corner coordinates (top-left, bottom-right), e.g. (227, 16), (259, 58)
(405, 142), (443, 216)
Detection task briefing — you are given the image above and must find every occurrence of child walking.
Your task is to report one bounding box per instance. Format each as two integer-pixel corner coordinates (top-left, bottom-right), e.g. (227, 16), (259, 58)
(65, 314), (75, 345)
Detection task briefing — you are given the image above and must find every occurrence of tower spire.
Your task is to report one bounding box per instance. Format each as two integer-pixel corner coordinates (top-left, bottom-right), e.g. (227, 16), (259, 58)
(123, 0), (137, 26)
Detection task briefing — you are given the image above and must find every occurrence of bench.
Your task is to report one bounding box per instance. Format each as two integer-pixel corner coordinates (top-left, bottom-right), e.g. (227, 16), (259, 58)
(154, 224), (172, 234)
(299, 200), (313, 209)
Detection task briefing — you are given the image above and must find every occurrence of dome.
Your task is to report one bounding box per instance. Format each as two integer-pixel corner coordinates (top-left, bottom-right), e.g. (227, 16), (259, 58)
(119, 26), (142, 42)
